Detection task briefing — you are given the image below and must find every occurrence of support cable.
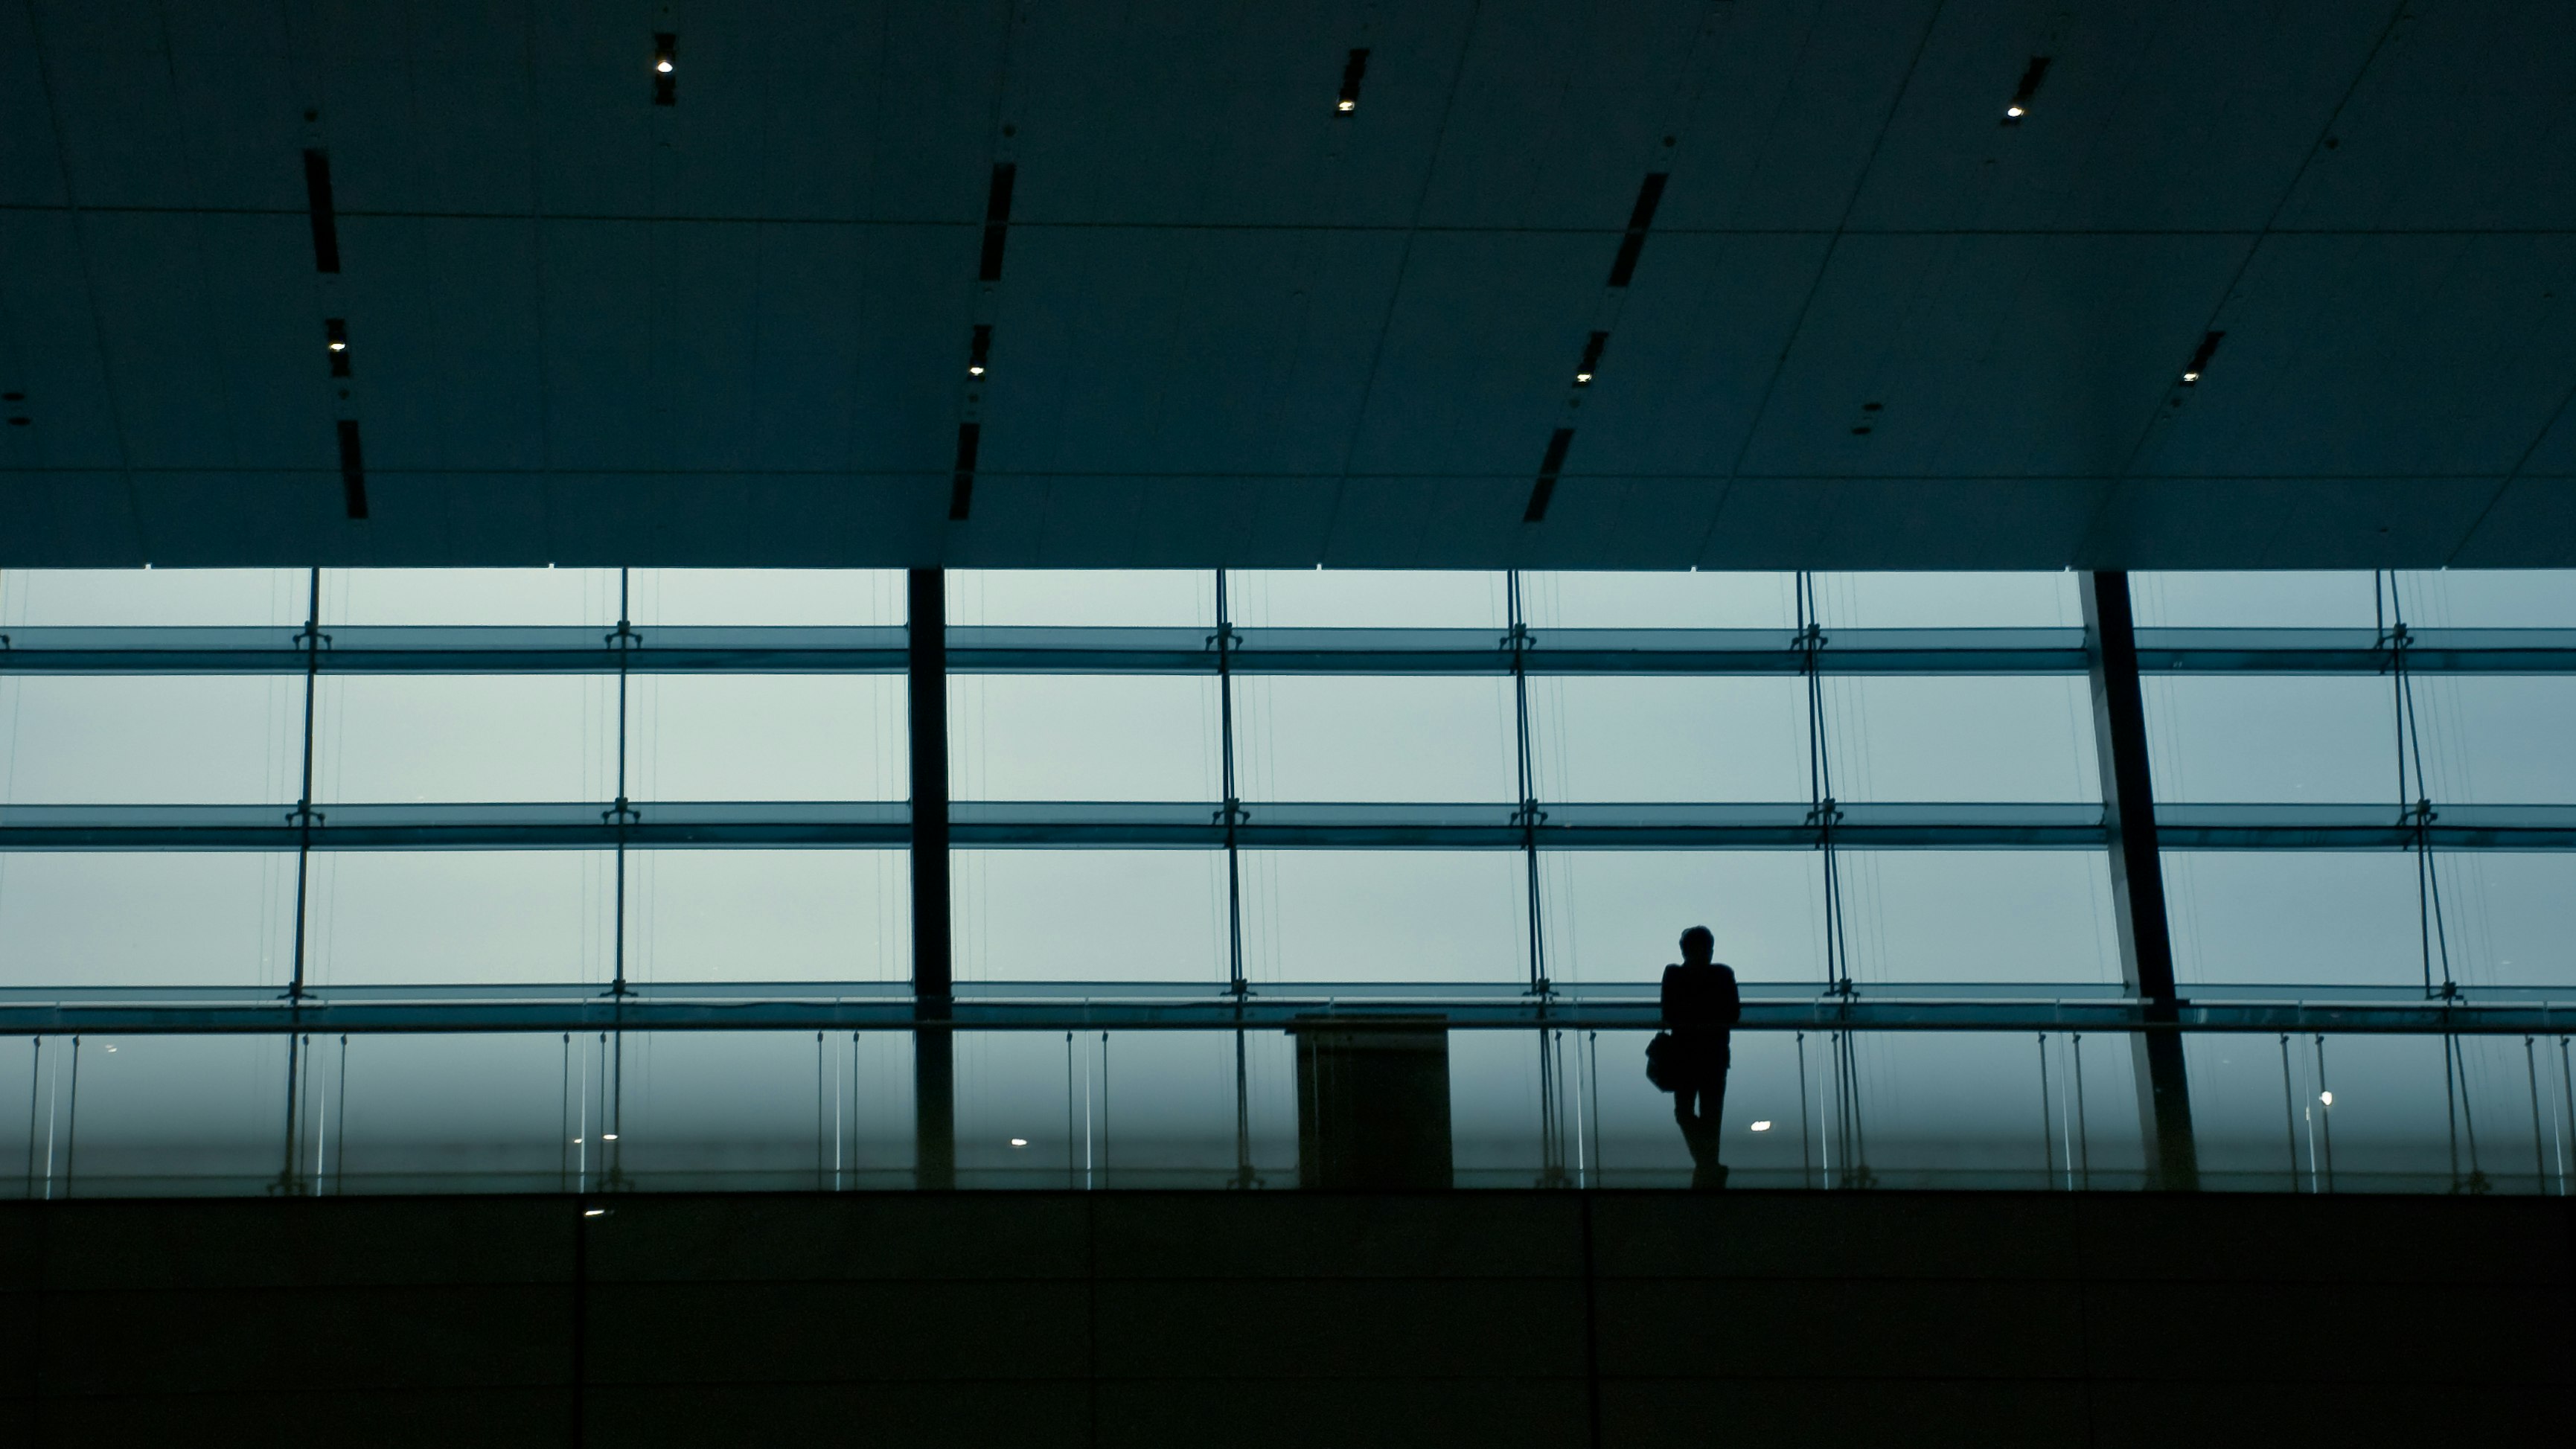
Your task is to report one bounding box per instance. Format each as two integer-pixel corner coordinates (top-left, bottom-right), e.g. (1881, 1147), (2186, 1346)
(1509, 575), (1570, 1187)
(2313, 1034), (2336, 1191)
(1212, 572), (1259, 1190)
(287, 567), (325, 1001)
(2382, 573), (2482, 1191)
(1797, 575), (1868, 1186)
(2279, 1032), (2300, 1191)
(25, 1036), (41, 1199)
(2071, 1033), (2091, 1189)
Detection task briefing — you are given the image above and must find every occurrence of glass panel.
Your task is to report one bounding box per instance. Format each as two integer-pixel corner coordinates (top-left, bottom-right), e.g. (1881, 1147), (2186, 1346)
(950, 676), (1218, 802)
(0, 853), (296, 987)
(2174, 1031), (2522, 1192)
(1573, 1029), (2147, 1189)
(0, 568), (304, 626)
(953, 851), (1226, 983)
(1813, 572), (2083, 627)
(325, 567), (619, 625)
(22, 1034), (296, 1195)
(955, 1030), (1292, 1188)
(1234, 676), (1518, 802)
(1839, 851), (2122, 985)
(632, 851), (908, 983)
(1519, 571), (1797, 628)
(315, 676), (610, 802)
(1240, 850), (1527, 983)
(630, 568), (906, 625)
(1527, 677), (1808, 802)
(1538, 851), (1825, 985)
(2166, 851), (2576, 991)
(2131, 571), (2377, 627)
(1226, 570), (1508, 628)
(0, 676), (301, 803)
(2148, 676), (2576, 804)
(601, 1030), (914, 1190)
(631, 675), (907, 802)
(1822, 676), (2100, 802)
(305, 851), (608, 985)
(2134, 569), (2576, 628)
(950, 569), (1211, 626)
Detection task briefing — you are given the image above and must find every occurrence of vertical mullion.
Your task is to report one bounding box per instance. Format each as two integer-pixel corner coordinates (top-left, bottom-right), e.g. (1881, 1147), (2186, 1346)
(2083, 571), (2199, 1190)
(908, 569), (956, 1189)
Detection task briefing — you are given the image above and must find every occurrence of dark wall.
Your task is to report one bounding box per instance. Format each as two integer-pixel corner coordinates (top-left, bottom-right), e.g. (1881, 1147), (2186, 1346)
(3, 1191), (2567, 1446)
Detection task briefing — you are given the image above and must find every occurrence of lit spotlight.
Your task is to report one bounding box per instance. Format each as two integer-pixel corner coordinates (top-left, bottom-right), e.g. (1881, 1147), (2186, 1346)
(968, 364), (985, 376)
(2180, 370), (2200, 385)
(656, 59), (673, 73)
(571, 1136), (583, 1144)
(1573, 371), (1594, 384)
(1337, 98), (1355, 112)
(2004, 105), (2024, 119)
(329, 339), (347, 352)
(584, 1206), (607, 1217)
(602, 1133), (619, 1141)
(2319, 1090), (2333, 1106)
(1749, 1120), (1773, 1132)
(1009, 1137), (1029, 1148)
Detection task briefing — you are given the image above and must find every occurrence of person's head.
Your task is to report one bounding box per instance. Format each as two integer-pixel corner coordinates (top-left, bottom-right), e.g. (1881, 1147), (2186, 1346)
(1679, 926), (1714, 965)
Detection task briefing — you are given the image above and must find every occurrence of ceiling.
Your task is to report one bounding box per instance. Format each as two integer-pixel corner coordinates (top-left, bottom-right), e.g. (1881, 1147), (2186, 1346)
(2, 0), (2572, 570)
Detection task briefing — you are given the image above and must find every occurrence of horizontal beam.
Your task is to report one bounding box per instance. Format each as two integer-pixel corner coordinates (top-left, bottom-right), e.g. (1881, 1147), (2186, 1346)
(1, 985), (2564, 1036)
(4, 626), (2572, 676)
(1, 801), (2571, 851)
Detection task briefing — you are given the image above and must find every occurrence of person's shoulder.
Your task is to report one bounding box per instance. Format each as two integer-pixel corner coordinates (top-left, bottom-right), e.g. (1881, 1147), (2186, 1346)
(1713, 962), (1739, 979)
(1660, 962), (1684, 979)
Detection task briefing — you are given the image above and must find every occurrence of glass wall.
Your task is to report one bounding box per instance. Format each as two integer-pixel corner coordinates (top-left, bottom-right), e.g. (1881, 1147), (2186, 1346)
(1, 566), (2569, 1197)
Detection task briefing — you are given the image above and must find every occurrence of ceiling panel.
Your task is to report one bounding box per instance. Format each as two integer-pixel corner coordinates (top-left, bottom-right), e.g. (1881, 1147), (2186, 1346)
(1008, 0), (1470, 229)
(0, 211), (125, 468)
(344, 217), (549, 473)
(1849, 0), (2397, 233)
(2279, 0), (2576, 231)
(1654, 0), (1946, 234)
(1340, 231), (1608, 476)
(982, 226), (1404, 476)
(1735, 232), (2251, 478)
(1410, 0), (1709, 230)
(6, 0), (2573, 569)
(2142, 233), (2576, 478)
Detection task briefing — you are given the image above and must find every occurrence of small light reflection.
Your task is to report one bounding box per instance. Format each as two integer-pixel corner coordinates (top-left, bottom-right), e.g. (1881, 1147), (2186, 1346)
(656, 60), (674, 74)
(602, 1133), (619, 1141)
(1749, 1120), (1772, 1132)
(584, 1206), (607, 1217)
(1009, 1137), (1029, 1148)
(2319, 1091), (2333, 1106)
(2005, 104), (2024, 118)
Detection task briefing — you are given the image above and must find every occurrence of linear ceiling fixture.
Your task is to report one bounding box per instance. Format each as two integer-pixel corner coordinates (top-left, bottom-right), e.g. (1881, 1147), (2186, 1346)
(336, 420), (368, 520)
(653, 33), (677, 105)
(1524, 427), (1576, 522)
(2001, 55), (2052, 124)
(2180, 330), (2225, 385)
(979, 164), (1018, 282)
(968, 324), (992, 377)
(1336, 48), (1370, 113)
(950, 422), (981, 521)
(1605, 173), (1669, 287)
(301, 150), (340, 273)
(1573, 331), (1608, 386)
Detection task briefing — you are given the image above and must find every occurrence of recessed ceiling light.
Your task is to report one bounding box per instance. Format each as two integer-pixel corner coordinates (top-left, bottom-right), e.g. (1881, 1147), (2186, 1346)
(1573, 371), (1593, 384)
(656, 60), (673, 73)
(968, 364), (985, 376)
(2180, 371), (2199, 384)
(2005, 105), (2024, 118)
(1336, 99), (1355, 112)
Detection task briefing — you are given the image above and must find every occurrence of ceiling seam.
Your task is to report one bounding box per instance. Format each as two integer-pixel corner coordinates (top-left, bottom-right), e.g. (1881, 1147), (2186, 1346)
(1690, 0), (1958, 568)
(19, 0), (149, 561)
(2073, 0), (2417, 568)
(1313, 0), (1487, 566)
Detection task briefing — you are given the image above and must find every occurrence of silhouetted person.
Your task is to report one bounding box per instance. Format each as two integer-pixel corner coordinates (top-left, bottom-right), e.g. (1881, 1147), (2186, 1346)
(1660, 925), (1740, 1189)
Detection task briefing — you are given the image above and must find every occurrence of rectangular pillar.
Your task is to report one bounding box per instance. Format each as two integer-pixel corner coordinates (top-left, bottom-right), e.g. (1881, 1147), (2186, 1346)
(2084, 572), (2198, 1189)
(1291, 1017), (1454, 1189)
(908, 569), (955, 1189)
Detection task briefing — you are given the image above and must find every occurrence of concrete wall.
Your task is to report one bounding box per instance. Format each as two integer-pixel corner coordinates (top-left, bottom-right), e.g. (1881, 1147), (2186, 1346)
(3, 1191), (2568, 1445)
